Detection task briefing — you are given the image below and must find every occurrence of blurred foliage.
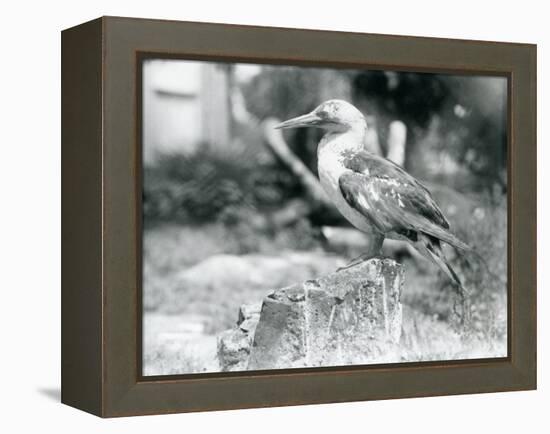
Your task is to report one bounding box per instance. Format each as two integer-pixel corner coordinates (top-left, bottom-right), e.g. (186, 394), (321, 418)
(354, 71), (448, 127)
(352, 71), (507, 192)
(242, 66), (323, 120)
(145, 65), (507, 227)
(143, 142), (303, 224)
(243, 66), (507, 194)
(242, 67), (342, 171)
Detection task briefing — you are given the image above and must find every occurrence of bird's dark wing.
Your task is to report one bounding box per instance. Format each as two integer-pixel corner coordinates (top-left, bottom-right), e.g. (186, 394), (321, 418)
(339, 152), (470, 251)
(342, 151), (449, 229)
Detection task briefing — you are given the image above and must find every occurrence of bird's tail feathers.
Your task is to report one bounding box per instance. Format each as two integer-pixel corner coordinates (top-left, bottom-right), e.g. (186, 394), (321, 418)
(417, 226), (497, 296)
(419, 221), (490, 276)
(416, 217), (490, 273)
(415, 235), (467, 295)
(406, 212), (471, 252)
(416, 234), (472, 327)
(409, 214), (495, 280)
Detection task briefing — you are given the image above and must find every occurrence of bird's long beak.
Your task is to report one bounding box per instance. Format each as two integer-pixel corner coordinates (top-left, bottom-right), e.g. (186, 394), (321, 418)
(274, 112), (323, 129)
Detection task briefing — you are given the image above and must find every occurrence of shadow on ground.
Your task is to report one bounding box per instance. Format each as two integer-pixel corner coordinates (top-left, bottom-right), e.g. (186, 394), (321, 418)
(37, 388), (61, 402)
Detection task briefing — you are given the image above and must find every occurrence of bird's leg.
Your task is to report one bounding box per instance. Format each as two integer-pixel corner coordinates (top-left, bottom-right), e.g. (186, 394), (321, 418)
(337, 233), (385, 272)
(337, 252), (374, 271)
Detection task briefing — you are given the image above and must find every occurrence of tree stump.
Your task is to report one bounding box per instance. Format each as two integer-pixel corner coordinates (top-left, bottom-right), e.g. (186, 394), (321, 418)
(217, 258), (403, 371)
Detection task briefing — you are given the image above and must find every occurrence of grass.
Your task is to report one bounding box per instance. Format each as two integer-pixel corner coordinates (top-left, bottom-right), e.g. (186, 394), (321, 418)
(143, 340), (210, 376)
(400, 306), (506, 362)
(142, 312), (220, 376)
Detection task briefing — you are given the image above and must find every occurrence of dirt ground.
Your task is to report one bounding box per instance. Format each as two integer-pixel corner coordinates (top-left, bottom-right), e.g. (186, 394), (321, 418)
(142, 223), (507, 376)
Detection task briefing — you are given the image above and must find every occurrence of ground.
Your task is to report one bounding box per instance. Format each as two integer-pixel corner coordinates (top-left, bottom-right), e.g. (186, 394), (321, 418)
(142, 211), (507, 376)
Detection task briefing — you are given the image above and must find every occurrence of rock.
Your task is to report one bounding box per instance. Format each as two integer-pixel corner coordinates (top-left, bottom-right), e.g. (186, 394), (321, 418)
(217, 328), (252, 372)
(217, 302), (261, 371)
(237, 302), (262, 327)
(217, 257), (404, 371)
(247, 287), (308, 369)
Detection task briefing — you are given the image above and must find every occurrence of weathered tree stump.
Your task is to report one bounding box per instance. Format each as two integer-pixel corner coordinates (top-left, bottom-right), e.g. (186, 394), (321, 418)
(217, 258), (403, 371)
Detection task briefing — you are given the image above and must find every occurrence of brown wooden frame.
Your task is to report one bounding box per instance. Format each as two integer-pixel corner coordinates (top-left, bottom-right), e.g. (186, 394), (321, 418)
(61, 16), (537, 417)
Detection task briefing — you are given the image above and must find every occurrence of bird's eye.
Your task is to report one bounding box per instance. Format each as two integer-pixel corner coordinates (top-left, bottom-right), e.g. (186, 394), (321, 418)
(319, 104), (337, 119)
(318, 108), (330, 119)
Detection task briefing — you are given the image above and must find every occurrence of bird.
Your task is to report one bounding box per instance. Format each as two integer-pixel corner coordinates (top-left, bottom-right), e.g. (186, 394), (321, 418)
(275, 99), (473, 294)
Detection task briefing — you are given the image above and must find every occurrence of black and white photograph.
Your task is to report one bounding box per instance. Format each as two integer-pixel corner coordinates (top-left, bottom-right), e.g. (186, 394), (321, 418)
(141, 58), (508, 376)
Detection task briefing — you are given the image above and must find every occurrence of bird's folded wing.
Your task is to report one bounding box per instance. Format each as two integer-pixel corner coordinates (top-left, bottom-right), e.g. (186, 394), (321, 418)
(338, 171), (471, 252)
(342, 151), (449, 223)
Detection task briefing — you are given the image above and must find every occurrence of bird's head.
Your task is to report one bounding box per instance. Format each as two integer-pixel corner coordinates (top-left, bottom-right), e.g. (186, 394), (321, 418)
(275, 100), (366, 134)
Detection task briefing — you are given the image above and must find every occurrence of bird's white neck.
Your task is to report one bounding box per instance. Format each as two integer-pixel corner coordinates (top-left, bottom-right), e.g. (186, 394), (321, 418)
(317, 121), (367, 157)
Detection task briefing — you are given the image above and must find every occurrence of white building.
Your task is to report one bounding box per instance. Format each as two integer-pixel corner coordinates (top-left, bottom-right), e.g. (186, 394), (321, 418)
(142, 59), (232, 164)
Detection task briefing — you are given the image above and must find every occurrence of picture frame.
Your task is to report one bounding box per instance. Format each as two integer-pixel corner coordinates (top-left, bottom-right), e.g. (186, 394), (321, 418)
(61, 16), (536, 417)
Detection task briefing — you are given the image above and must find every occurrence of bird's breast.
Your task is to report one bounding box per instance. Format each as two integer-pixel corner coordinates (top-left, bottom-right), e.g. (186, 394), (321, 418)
(317, 147), (377, 235)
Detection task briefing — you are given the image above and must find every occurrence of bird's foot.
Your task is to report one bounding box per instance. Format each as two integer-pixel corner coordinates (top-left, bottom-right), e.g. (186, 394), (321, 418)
(336, 263), (358, 272)
(337, 253), (379, 272)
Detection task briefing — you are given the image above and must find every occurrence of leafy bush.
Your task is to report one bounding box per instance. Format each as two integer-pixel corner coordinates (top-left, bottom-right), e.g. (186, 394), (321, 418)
(143, 143), (302, 225)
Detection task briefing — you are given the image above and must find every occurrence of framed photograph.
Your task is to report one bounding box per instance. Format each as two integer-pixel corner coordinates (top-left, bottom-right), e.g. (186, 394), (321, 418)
(62, 16), (536, 417)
